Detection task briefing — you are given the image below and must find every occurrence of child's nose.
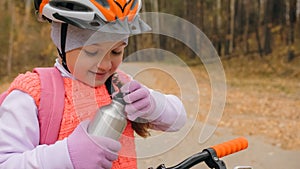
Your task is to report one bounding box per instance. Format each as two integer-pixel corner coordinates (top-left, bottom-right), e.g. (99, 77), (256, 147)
(97, 55), (112, 71)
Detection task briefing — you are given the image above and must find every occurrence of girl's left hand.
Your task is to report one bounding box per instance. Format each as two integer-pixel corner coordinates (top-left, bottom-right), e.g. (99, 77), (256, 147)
(120, 80), (161, 122)
(120, 80), (187, 132)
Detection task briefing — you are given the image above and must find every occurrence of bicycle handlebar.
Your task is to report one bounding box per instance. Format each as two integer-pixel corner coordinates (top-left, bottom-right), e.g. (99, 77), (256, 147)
(149, 137), (248, 169)
(211, 137), (248, 158)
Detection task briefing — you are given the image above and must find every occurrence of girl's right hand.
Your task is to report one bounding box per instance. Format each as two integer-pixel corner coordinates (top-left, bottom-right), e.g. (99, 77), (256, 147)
(67, 121), (121, 169)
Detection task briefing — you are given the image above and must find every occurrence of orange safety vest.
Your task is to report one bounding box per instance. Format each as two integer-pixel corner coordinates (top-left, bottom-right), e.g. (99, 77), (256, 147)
(8, 70), (137, 169)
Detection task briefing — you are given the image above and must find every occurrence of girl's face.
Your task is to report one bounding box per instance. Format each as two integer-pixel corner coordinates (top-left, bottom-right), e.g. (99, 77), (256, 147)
(66, 41), (126, 87)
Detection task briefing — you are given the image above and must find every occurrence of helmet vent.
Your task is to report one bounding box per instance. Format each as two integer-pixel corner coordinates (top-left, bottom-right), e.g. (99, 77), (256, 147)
(95, 0), (110, 8)
(90, 21), (101, 27)
(130, 0), (138, 10)
(49, 1), (92, 12)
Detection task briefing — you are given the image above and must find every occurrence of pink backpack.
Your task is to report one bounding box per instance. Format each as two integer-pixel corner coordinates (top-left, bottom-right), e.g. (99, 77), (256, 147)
(0, 67), (65, 145)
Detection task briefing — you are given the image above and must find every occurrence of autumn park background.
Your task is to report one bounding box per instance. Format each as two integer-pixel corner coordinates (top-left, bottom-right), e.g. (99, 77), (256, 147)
(0, 0), (300, 168)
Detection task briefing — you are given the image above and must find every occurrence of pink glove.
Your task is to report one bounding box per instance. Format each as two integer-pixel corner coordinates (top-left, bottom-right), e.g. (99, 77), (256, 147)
(67, 121), (121, 169)
(120, 80), (162, 122)
(121, 80), (187, 131)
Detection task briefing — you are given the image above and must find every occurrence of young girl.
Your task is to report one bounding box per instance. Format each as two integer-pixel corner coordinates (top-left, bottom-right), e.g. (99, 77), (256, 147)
(0, 0), (187, 169)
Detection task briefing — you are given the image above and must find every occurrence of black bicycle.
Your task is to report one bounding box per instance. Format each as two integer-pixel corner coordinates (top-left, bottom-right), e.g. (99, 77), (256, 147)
(148, 137), (250, 169)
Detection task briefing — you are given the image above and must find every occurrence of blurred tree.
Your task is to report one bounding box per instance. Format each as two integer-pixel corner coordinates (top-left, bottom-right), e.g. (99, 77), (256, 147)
(243, 0), (250, 55)
(263, 0), (274, 55)
(23, 0), (32, 30)
(229, 0), (236, 54)
(183, 0), (197, 59)
(287, 0), (297, 62)
(254, 0), (264, 57)
(224, 0), (231, 56)
(7, 0), (15, 76)
(213, 0), (223, 56)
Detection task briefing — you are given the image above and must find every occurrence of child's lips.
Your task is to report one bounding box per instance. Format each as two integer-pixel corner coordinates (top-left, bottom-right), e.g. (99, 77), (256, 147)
(90, 71), (107, 79)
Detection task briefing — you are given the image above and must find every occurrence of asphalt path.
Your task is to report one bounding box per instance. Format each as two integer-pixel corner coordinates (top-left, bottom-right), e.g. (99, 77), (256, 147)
(120, 62), (300, 169)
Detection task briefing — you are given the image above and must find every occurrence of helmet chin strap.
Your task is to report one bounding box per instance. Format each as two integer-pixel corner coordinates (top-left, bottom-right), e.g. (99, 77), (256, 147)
(57, 23), (70, 73)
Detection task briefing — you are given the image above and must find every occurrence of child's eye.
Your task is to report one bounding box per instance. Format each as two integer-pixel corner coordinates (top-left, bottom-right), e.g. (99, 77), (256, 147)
(112, 50), (122, 55)
(84, 49), (98, 56)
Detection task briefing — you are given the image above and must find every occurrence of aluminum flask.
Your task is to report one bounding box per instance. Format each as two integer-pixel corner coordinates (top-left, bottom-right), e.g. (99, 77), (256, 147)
(87, 97), (127, 140)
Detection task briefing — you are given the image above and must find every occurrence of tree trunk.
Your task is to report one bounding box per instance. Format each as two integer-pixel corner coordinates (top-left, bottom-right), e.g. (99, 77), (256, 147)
(289, 0), (297, 44)
(298, 0), (300, 25)
(151, 0), (162, 61)
(278, 0), (287, 43)
(7, 0), (15, 76)
(263, 0), (273, 55)
(287, 0), (297, 62)
(199, 1), (204, 30)
(255, 0), (263, 57)
(23, 0), (32, 30)
(195, 1), (204, 56)
(243, 0), (250, 55)
(214, 0), (222, 56)
(229, 0), (236, 54)
(236, 0), (244, 36)
(224, 0), (231, 56)
(183, 0), (196, 59)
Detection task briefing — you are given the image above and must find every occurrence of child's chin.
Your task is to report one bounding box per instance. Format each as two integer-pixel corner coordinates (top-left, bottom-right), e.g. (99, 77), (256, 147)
(91, 80), (105, 87)
(78, 78), (104, 87)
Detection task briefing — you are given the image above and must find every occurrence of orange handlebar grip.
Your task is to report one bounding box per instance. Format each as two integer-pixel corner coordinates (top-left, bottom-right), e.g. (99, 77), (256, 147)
(211, 137), (248, 158)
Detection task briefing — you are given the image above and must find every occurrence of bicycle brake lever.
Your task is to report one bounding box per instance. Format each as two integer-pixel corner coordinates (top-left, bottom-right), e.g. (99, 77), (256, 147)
(204, 148), (227, 169)
(148, 164), (166, 169)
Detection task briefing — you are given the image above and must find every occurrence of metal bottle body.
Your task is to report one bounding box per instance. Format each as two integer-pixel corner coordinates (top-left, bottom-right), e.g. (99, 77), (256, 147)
(87, 99), (127, 140)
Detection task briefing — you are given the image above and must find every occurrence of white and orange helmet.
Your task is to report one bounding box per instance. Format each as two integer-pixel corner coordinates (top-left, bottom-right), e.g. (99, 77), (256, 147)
(34, 0), (150, 34)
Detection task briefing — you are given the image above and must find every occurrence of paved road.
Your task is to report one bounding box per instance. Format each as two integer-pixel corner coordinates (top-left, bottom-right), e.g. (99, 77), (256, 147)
(136, 119), (299, 169)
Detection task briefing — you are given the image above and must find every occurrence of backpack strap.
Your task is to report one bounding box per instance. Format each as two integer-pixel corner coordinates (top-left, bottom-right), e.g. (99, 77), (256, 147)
(33, 67), (65, 145)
